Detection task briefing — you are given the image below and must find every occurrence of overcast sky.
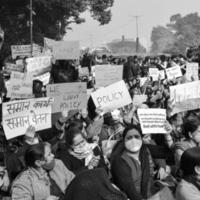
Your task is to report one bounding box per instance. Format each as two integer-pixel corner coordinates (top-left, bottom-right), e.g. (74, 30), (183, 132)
(64, 0), (200, 50)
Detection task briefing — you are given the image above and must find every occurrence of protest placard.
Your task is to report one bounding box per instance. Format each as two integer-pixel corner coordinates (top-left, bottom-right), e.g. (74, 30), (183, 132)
(11, 44), (42, 59)
(137, 109), (167, 134)
(4, 63), (24, 74)
(2, 97), (53, 140)
(33, 72), (50, 86)
(133, 95), (147, 106)
(139, 77), (148, 87)
(46, 82), (87, 113)
(26, 56), (52, 76)
(165, 65), (182, 80)
(148, 187), (174, 200)
(149, 68), (159, 81)
(186, 62), (199, 81)
(91, 80), (132, 111)
(94, 65), (123, 87)
(170, 81), (200, 115)
(7, 72), (33, 99)
(52, 41), (80, 60)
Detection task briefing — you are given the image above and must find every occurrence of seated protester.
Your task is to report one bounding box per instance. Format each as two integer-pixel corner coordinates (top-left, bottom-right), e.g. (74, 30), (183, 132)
(12, 142), (74, 200)
(56, 127), (107, 174)
(65, 168), (127, 200)
(173, 116), (200, 172)
(176, 147), (200, 200)
(111, 125), (169, 200)
(6, 126), (41, 182)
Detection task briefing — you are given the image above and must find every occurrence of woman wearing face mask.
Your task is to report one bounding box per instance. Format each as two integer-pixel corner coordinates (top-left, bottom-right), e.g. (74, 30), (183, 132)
(176, 147), (200, 200)
(57, 127), (107, 174)
(173, 116), (200, 172)
(111, 125), (156, 200)
(12, 142), (74, 200)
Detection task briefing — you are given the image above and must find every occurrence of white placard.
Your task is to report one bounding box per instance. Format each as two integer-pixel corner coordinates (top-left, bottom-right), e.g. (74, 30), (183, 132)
(91, 80), (132, 111)
(2, 97), (53, 140)
(46, 82), (87, 113)
(186, 62), (199, 81)
(138, 109), (167, 134)
(95, 65), (123, 87)
(165, 65), (182, 80)
(170, 81), (200, 115)
(52, 41), (80, 60)
(7, 72), (33, 99)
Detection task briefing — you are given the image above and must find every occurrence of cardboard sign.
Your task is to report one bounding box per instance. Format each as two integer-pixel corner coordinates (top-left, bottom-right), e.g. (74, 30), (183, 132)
(95, 65), (123, 87)
(138, 109), (167, 134)
(33, 72), (50, 86)
(91, 80), (132, 111)
(186, 62), (199, 81)
(170, 81), (200, 115)
(133, 95), (147, 106)
(52, 41), (80, 60)
(46, 82), (87, 113)
(165, 65), (182, 80)
(2, 97), (53, 140)
(11, 44), (42, 59)
(26, 56), (52, 76)
(149, 68), (159, 81)
(7, 72), (33, 99)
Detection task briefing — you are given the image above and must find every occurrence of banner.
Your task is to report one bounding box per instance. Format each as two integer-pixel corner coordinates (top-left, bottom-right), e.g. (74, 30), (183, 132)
(133, 95), (147, 106)
(46, 82), (87, 113)
(2, 97), (53, 140)
(186, 62), (199, 81)
(170, 81), (200, 115)
(94, 65), (123, 87)
(11, 44), (42, 59)
(165, 65), (182, 80)
(52, 41), (80, 60)
(91, 80), (132, 111)
(26, 56), (52, 76)
(137, 109), (167, 134)
(7, 72), (33, 99)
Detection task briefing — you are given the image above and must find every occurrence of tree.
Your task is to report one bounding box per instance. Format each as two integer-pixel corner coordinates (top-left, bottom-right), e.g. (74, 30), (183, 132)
(0, 0), (114, 59)
(150, 13), (200, 54)
(151, 26), (175, 54)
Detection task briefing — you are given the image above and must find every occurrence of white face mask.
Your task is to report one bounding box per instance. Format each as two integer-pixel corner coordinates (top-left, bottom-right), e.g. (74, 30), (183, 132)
(125, 138), (142, 153)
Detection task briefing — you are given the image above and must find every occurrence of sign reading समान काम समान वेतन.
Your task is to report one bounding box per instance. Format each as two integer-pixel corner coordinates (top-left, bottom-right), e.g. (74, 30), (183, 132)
(46, 82), (87, 113)
(2, 97), (53, 140)
(91, 80), (132, 112)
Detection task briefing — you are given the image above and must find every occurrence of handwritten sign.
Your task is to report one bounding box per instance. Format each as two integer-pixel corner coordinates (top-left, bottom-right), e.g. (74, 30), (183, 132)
(149, 68), (159, 81)
(2, 97), (53, 140)
(138, 109), (167, 134)
(139, 77), (148, 87)
(11, 44), (42, 59)
(91, 80), (132, 111)
(170, 81), (200, 115)
(26, 56), (52, 76)
(33, 72), (50, 86)
(133, 95), (147, 106)
(52, 41), (80, 60)
(4, 63), (24, 74)
(7, 72), (33, 99)
(95, 65), (123, 87)
(165, 65), (182, 80)
(46, 82), (87, 113)
(186, 62), (199, 81)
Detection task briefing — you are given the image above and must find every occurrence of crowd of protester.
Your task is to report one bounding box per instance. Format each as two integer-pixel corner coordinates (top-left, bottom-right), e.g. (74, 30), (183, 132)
(0, 50), (199, 200)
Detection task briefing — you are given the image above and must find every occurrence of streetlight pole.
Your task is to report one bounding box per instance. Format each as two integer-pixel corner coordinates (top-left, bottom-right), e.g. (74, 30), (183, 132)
(30, 0), (33, 56)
